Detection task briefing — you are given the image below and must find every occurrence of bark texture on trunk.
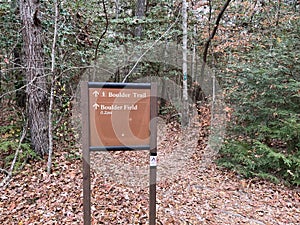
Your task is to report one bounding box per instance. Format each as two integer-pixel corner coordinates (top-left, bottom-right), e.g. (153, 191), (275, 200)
(182, 0), (189, 127)
(135, 0), (145, 37)
(20, 0), (49, 156)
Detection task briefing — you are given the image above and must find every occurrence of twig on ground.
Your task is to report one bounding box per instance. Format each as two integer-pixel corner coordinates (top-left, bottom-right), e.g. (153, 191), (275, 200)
(0, 168), (9, 175)
(0, 120), (28, 189)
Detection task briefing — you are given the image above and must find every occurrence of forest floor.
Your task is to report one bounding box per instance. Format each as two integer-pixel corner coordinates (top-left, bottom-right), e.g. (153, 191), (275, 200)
(0, 104), (299, 225)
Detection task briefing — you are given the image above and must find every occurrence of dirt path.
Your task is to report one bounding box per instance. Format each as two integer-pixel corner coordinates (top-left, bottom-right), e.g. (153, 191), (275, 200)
(0, 105), (299, 224)
(1, 152), (299, 224)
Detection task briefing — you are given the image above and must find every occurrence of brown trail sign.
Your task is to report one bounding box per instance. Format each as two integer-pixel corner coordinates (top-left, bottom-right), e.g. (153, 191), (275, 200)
(81, 82), (157, 225)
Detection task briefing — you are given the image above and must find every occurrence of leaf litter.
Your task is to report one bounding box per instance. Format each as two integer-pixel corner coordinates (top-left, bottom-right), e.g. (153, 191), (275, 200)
(0, 105), (299, 224)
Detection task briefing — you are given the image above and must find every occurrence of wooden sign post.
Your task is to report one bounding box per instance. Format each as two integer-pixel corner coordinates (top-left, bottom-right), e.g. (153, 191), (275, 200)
(81, 82), (157, 225)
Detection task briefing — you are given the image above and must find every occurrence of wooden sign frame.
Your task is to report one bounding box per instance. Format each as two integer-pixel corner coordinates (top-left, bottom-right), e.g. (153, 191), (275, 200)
(81, 82), (157, 225)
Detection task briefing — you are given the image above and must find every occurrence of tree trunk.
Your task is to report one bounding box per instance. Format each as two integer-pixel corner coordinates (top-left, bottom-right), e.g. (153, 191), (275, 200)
(14, 46), (26, 108)
(182, 0), (189, 127)
(11, 0), (26, 108)
(135, 0), (145, 37)
(47, 0), (59, 174)
(20, 0), (49, 156)
(115, 0), (119, 19)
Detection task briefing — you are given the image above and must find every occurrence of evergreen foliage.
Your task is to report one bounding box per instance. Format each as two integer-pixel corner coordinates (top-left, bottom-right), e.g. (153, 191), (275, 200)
(0, 122), (39, 171)
(218, 19), (300, 185)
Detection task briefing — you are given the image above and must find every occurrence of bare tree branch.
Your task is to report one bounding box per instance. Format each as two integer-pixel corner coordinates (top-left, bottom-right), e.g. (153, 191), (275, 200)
(122, 11), (181, 83)
(0, 119), (28, 190)
(94, 0), (109, 61)
(0, 168), (9, 175)
(201, 0), (232, 76)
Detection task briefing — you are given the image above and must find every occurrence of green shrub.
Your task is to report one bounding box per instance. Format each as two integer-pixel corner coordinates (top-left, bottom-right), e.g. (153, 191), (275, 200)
(219, 140), (300, 185)
(218, 19), (300, 185)
(0, 124), (39, 171)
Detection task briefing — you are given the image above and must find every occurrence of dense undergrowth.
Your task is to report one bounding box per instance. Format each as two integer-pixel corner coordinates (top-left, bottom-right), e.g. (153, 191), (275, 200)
(218, 18), (300, 186)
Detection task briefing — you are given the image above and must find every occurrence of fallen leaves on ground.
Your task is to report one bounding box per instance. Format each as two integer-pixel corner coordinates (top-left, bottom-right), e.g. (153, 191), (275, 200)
(1, 105), (299, 224)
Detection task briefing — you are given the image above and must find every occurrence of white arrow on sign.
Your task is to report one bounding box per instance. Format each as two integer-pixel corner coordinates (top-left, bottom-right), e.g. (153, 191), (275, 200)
(93, 91), (99, 97)
(92, 103), (100, 110)
(150, 156), (157, 167)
